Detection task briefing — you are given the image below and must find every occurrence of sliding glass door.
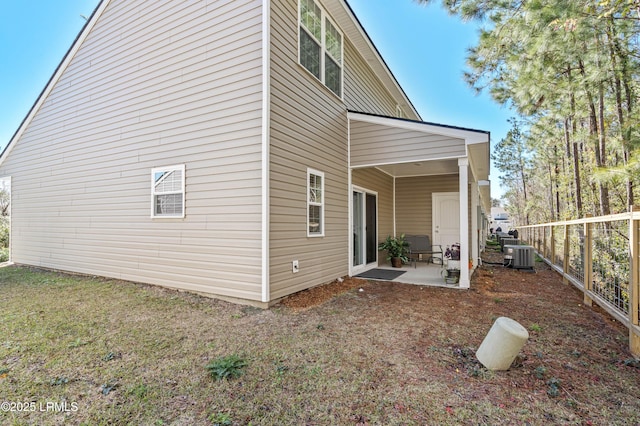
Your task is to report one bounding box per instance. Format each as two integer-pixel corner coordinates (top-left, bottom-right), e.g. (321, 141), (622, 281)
(352, 188), (377, 271)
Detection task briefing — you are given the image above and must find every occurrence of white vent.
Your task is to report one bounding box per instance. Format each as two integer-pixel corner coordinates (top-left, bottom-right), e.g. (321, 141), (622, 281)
(504, 245), (534, 269)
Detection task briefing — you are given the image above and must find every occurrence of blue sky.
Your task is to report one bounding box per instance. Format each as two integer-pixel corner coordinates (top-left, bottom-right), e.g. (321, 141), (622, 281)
(0, 0), (512, 199)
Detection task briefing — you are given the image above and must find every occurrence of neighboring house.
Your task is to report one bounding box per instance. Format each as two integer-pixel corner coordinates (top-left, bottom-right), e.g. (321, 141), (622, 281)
(0, 0), (491, 306)
(491, 207), (512, 231)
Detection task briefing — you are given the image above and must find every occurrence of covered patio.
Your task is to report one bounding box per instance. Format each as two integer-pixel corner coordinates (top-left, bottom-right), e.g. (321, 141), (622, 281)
(348, 111), (491, 288)
(355, 261), (463, 288)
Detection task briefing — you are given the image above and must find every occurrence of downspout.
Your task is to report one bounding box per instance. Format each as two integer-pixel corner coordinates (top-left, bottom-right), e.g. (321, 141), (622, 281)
(458, 158), (470, 288)
(471, 182), (479, 267)
(347, 115), (353, 276)
(393, 177), (396, 236)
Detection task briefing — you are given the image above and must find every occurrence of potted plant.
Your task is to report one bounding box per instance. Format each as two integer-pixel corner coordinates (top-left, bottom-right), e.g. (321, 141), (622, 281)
(378, 234), (409, 268)
(444, 243), (461, 283)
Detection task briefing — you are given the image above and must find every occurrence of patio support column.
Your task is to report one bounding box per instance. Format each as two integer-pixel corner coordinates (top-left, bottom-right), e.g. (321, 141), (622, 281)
(458, 158), (470, 288)
(471, 182), (479, 267)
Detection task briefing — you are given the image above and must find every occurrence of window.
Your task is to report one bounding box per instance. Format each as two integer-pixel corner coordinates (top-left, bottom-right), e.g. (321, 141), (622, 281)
(299, 0), (343, 97)
(307, 169), (324, 236)
(151, 165), (185, 218)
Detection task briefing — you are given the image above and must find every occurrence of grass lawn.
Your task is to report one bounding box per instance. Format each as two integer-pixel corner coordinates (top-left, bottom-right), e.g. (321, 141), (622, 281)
(1, 262), (639, 425)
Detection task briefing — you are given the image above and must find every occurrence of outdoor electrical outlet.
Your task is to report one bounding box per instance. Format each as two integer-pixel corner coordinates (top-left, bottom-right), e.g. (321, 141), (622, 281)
(292, 260), (299, 273)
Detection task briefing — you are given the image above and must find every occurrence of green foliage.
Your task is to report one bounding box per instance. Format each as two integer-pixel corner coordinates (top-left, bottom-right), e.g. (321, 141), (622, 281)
(100, 383), (117, 395)
(534, 366), (547, 379)
(208, 412), (232, 426)
(0, 216), (9, 249)
(419, 0), (640, 220)
(378, 234), (410, 263)
(68, 337), (89, 348)
(102, 351), (121, 361)
(127, 383), (149, 399)
(492, 118), (532, 223)
(486, 238), (500, 247)
(592, 223), (630, 312)
(529, 323), (542, 332)
(547, 377), (561, 397)
(206, 354), (248, 381)
(0, 248), (9, 262)
(50, 376), (69, 386)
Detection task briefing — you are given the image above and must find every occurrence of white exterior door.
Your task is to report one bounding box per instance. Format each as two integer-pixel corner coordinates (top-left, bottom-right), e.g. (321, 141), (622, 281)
(432, 192), (460, 250)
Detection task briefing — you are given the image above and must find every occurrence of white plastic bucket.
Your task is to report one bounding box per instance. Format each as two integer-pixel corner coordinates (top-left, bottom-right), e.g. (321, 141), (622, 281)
(476, 317), (529, 370)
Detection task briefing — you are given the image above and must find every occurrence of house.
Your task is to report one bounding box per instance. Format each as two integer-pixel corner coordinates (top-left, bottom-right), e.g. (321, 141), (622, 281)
(491, 207), (512, 232)
(0, 0), (491, 307)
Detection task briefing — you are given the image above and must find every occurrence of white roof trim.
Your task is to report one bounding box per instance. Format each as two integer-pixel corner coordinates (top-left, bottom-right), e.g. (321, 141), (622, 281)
(0, 0), (111, 166)
(348, 111), (490, 144)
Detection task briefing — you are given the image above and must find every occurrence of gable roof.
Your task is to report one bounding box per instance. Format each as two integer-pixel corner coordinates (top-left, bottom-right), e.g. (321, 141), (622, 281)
(1, 0), (421, 164)
(348, 110), (490, 141)
(347, 110), (490, 181)
(326, 0), (420, 120)
(0, 0), (108, 164)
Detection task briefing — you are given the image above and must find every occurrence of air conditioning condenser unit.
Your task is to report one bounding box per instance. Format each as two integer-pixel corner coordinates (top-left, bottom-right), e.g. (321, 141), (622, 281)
(504, 245), (535, 269)
(501, 238), (519, 251)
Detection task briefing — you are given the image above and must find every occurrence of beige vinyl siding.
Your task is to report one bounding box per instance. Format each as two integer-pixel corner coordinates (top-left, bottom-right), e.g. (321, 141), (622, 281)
(395, 174), (473, 251)
(395, 175), (458, 236)
(0, 0), (265, 301)
(269, 0), (349, 300)
(343, 40), (408, 118)
(350, 121), (466, 167)
(351, 168), (393, 266)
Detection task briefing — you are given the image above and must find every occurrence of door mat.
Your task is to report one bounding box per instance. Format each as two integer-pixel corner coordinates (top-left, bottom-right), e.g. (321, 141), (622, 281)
(356, 269), (406, 281)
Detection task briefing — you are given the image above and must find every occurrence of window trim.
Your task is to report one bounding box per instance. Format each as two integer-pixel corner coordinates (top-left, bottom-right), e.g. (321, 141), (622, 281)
(307, 168), (325, 237)
(298, 0), (344, 98)
(151, 164), (185, 219)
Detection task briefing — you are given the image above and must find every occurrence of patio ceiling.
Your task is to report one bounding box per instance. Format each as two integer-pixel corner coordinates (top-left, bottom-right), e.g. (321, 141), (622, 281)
(375, 158), (460, 178)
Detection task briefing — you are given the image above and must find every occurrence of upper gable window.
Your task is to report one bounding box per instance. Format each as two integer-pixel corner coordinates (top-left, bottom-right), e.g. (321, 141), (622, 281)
(299, 0), (343, 97)
(151, 165), (185, 218)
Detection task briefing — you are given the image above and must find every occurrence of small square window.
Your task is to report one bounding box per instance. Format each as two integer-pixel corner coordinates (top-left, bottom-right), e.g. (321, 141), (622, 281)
(151, 165), (185, 218)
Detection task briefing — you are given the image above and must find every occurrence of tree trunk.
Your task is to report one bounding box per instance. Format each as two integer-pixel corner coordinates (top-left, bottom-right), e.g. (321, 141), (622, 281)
(597, 82), (610, 215)
(608, 16), (634, 209)
(563, 117), (575, 213)
(566, 90), (583, 218)
(580, 58), (610, 216)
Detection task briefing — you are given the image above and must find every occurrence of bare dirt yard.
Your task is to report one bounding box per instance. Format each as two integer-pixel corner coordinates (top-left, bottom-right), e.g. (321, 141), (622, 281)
(1, 246), (639, 425)
(280, 249), (640, 424)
